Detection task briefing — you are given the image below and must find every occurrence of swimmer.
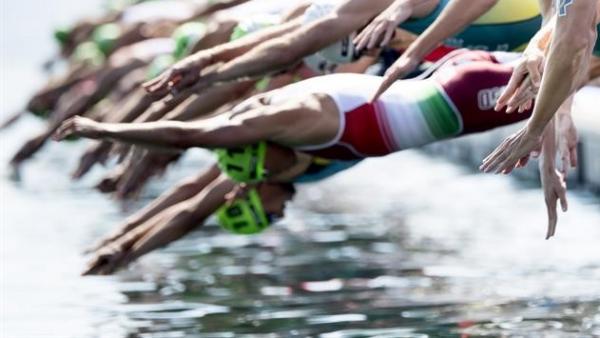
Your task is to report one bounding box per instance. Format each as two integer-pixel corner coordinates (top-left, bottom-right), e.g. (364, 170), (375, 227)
(56, 50), (569, 238)
(481, 0), (600, 174)
(366, 0), (542, 98)
(82, 147), (339, 275)
(142, 0), (439, 97)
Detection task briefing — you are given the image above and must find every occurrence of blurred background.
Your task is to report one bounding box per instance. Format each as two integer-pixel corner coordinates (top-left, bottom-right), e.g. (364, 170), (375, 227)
(1, 1), (600, 337)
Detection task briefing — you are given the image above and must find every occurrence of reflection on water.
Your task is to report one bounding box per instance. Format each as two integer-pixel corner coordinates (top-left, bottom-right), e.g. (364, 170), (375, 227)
(4, 117), (599, 337)
(2, 1), (600, 337)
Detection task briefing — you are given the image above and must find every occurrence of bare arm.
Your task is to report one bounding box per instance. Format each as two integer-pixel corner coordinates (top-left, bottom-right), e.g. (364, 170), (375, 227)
(83, 174), (235, 275)
(204, 0), (393, 84)
(86, 165), (221, 252)
(143, 18), (303, 95)
(526, 0), (597, 136)
(397, 0), (499, 62)
(146, 0), (393, 95)
(54, 109), (275, 150)
(121, 175), (234, 265)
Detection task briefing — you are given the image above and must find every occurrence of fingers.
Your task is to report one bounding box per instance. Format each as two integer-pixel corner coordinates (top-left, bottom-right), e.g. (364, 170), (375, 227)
(354, 21), (387, 51)
(380, 25), (396, 48)
(505, 77), (535, 113)
(560, 153), (570, 175)
(53, 117), (77, 141)
(525, 58), (542, 87)
(495, 69), (526, 112)
(481, 137), (512, 172)
(81, 254), (110, 276)
(353, 25), (371, 51)
(517, 154), (530, 168)
(371, 66), (402, 102)
(545, 195), (557, 240)
(570, 146), (578, 168)
(559, 188), (568, 213)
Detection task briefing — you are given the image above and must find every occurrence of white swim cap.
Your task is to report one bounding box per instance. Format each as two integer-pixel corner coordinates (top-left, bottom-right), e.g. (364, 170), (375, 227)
(302, 1), (360, 70)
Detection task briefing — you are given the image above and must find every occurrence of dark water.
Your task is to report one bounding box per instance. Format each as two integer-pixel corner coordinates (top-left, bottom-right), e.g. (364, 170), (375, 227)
(2, 1), (600, 337)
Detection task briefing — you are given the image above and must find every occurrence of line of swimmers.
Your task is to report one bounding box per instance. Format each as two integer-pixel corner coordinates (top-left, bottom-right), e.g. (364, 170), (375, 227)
(4, 0), (599, 274)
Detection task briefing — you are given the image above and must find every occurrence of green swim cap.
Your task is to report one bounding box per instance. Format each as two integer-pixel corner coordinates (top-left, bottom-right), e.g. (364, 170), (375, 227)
(54, 26), (71, 46)
(172, 22), (207, 60)
(30, 107), (51, 119)
(217, 188), (271, 235)
(146, 54), (176, 80)
(92, 23), (122, 56)
(72, 41), (106, 66)
(215, 142), (267, 183)
(230, 16), (278, 42)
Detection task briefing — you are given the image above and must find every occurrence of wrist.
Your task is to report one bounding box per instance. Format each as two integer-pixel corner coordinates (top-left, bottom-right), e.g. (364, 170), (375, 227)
(525, 121), (545, 139)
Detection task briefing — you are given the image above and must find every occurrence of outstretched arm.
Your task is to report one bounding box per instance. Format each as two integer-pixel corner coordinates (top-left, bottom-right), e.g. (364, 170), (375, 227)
(146, 0), (393, 95)
(143, 17), (303, 96)
(86, 164), (221, 253)
(54, 109), (275, 150)
(370, 0), (500, 100)
(481, 0), (598, 174)
(83, 173), (235, 275)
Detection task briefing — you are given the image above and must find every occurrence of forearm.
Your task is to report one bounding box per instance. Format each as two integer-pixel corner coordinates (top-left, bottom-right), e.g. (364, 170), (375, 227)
(163, 81), (254, 121)
(539, 117), (557, 172)
(528, 26), (596, 135)
(122, 164), (221, 230)
(134, 93), (194, 123)
(96, 120), (201, 148)
(126, 175), (234, 262)
(211, 17), (371, 83)
(539, 0), (555, 20)
(403, 0), (498, 60)
(109, 90), (155, 123)
(201, 18), (302, 64)
(95, 115), (246, 149)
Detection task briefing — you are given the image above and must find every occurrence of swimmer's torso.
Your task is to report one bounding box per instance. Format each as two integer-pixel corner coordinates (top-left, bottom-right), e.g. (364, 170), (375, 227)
(271, 51), (532, 160)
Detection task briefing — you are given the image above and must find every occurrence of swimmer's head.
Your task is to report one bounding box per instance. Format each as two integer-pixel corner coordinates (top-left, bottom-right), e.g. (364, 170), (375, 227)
(217, 182), (296, 235)
(216, 142), (301, 183)
(302, 1), (361, 73)
(92, 23), (122, 56)
(54, 26), (72, 47)
(229, 15), (280, 42)
(172, 22), (207, 60)
(215, 142), (268, 183)
(72, 41), (106, 66)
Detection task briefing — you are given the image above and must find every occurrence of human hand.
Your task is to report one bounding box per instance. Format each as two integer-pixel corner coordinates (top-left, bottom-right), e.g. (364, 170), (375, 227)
(142, 54), (211, 98)
(353, 0), (413, 51)
(540, 167), (568, 239)
(557, 113), (578, 174)
(82, 231), (142, 275)
(480, 126), (543, 174)
(370, 54), (420, 101)
(53, 116), (103, 141)
(495, 49), (544, 112)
